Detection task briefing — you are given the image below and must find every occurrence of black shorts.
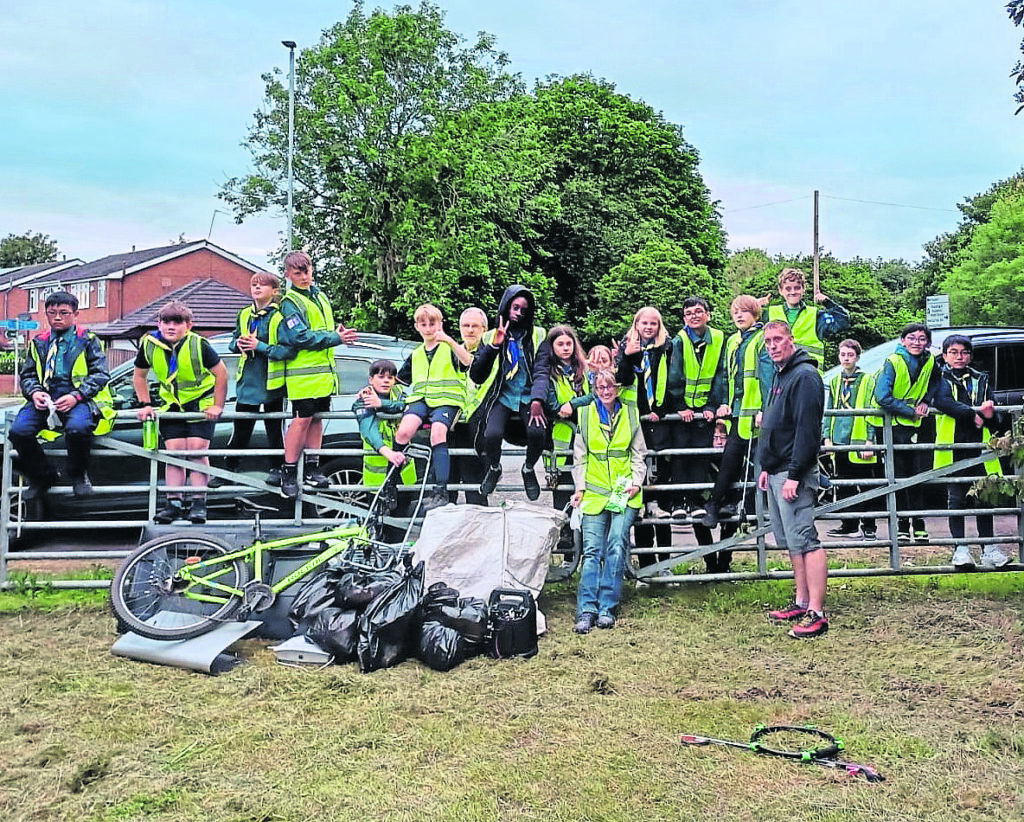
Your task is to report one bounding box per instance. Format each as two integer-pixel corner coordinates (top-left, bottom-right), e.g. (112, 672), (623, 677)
(291, 396), (332, 418)
(159, 398), (216, 442)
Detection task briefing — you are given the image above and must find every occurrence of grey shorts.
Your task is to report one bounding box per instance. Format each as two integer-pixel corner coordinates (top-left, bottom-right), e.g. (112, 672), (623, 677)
(766, 467), (822, 557)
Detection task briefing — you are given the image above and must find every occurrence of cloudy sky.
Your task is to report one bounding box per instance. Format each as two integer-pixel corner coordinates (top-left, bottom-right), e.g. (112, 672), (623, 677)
(2, 0), (1021, 270)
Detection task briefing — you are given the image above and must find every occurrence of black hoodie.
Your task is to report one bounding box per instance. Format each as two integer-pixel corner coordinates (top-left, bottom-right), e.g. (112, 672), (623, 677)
(757, 348), (824, 480)
(469, 285), (549, 419)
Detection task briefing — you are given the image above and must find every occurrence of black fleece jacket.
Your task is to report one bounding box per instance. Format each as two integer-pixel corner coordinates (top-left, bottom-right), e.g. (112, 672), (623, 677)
(757, 348), (824, 480)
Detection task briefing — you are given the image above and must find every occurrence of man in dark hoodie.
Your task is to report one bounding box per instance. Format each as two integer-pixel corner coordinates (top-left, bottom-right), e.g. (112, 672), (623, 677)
(757, 321), (828, 639)
(470, 285), (549, 499)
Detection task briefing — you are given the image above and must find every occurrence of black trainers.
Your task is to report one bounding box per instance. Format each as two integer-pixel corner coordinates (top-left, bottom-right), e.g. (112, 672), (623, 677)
(280, 466), (299, 499)
(154, 498), (187, 524)
(188, 497), (207, 524)
(265, 466), (282, 487)
(522, 464), (541, 501)
(71, 475), (94, 497)
(23, 470), (59, 500)
(826, 526), (858, 538)
(304, 466), (330, 489)
(480, 464), (502, 497)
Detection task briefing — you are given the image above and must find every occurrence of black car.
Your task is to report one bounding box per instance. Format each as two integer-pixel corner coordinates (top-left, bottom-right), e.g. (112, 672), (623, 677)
(5, 333), (417, 524)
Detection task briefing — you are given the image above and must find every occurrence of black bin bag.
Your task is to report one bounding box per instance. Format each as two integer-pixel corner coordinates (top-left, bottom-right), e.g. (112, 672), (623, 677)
(307, 607), (361, 662)
(288, 569), (338, 632)
(357, 559), (425, 673)
(418, 620), (467, 672)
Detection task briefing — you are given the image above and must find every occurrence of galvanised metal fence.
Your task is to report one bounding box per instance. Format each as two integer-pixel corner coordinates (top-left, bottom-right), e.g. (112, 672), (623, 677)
(1, 407), (1020, 589)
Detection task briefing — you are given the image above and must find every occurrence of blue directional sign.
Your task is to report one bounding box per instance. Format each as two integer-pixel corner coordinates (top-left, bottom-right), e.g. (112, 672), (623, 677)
(0, 320), (39, 330)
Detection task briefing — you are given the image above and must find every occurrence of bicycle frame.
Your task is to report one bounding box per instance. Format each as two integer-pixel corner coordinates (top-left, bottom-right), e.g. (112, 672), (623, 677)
(176, 520), (370, 605)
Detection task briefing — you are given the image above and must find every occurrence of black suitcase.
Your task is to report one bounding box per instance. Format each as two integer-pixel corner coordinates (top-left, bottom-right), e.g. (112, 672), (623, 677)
(486, 589), (538, 659)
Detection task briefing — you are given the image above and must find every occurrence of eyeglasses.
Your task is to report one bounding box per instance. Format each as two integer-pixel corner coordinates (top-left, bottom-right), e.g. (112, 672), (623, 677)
(45, 309), (74, 318)
(683, 309), (707, 318)
(904, 335), (929, 344)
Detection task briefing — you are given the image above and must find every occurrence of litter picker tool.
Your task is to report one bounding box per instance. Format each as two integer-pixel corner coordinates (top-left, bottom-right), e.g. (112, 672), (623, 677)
(680, 724), (884, 782)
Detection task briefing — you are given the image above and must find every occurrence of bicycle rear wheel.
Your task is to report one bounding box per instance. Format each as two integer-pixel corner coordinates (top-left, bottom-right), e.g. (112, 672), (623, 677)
(111, 533), (249, 641)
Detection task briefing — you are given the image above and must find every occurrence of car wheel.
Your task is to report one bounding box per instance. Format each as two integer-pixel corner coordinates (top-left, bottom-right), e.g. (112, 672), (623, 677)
(314, 460), (368, 519)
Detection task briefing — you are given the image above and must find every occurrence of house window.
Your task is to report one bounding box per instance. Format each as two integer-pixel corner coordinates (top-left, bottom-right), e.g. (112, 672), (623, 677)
(28, 290), (38, 312)
(96, 280), (107, 308)
(71, 282), (90, 309)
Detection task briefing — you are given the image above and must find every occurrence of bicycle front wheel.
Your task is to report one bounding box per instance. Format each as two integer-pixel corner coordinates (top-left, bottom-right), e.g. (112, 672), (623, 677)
(111, 533), (249, 641)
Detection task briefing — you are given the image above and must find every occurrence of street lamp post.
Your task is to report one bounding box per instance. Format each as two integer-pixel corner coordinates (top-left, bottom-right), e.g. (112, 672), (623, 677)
(282, 40), (297, 251)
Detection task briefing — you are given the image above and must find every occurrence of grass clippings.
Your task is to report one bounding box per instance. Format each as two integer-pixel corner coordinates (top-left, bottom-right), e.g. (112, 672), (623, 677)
(1, 570), (1023, 821)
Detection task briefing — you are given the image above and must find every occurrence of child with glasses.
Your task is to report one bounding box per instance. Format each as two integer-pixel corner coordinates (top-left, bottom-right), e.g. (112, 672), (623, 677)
(8, 290), (114, 499)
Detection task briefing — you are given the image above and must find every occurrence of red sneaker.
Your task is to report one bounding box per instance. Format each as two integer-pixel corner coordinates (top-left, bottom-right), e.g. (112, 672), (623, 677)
(788, 611), (829, 639)
(768, 601), (808, 621)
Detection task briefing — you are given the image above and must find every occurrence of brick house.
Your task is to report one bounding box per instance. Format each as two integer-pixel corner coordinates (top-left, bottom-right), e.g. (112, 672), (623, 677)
(0, 259), (84, 348)
(17, 240), (262, 330)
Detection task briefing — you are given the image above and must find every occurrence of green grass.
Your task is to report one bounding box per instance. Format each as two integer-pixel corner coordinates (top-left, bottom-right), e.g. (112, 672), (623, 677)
(2, 571), (1024, 821)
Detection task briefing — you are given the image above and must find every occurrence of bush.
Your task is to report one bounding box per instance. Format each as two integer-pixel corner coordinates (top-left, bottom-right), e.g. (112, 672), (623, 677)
(0, 351), (16, 376)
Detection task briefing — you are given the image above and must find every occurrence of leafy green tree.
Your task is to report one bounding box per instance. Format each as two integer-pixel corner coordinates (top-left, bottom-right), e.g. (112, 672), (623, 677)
(905, 170), (1024, 312)
(220, 1), (522, 329)
(529, 75), (725, 326)
(0, 231), (59, 268)
(944, 190), (1024, 324)
(1010, 0), (1024, 113)
(724, 248), (773, 294)
(584, 239), (723, 343)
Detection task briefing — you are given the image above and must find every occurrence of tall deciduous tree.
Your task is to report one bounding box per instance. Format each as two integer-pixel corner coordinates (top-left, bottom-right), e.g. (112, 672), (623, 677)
(220, 1), (522, 328)
(585, 239), (725, 343)
(944, 187), (1024, 324)
(0, 231), (59, 268)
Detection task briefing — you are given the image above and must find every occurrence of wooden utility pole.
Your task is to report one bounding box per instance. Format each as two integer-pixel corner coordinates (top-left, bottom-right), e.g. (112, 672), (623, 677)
(813, 189), (820, 296)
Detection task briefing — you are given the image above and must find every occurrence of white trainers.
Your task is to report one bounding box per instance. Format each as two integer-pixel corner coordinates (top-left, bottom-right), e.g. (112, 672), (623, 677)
(647, 502), (672, 519)
(981, 546), (1012, 569)
(951, 545), (975, 570)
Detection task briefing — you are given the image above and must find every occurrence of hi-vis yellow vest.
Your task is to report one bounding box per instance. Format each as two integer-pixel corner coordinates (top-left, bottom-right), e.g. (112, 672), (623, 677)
(768, 303), (823, 368)
(578, 398), (643, 515)
(726, 328), (764, 440)
(474, 326), (546, 410)
(237, 305), (285, 392)
(550, 371), (590, 471)
(405, 345), (464, 410)
(826, 370), (877, 465)
(933, 371), (1002, 475)
(869, 353), (934, 428)
(281, 288), (337, 400)
(677, 327), (724, 409)
(29, 331), (115, 439)
(142, 331), (216, 410)
(363, 386), (418, 488)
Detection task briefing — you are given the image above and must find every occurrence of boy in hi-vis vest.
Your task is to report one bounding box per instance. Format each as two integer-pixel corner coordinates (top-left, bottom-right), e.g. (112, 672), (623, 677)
(388, 304), (473, 512)
(134, 301), (228, 525)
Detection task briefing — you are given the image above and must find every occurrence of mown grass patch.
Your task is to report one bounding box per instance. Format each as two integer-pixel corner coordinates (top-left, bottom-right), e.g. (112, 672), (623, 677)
(1, 571), (1023, 820)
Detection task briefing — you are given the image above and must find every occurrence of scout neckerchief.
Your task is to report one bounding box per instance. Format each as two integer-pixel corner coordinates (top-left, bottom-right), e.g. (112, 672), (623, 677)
(686, 326), (707, 363)
(635, 339), (657, 405)
(838, 371), (859, 409)
(596, 398), (621, 440)
(149, 332), (180, 402)
(951, 369), (977, 403)
(559, 361), (584, 396)
(505, 333), (523, 380)
(43, 333), (61, 387)
(239, 304), (274, 372)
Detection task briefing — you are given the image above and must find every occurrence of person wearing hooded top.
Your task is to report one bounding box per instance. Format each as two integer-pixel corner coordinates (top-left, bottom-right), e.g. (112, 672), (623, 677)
(869, 322), (940, 543)
(470, 285), (550, 499)
(757, 321), (829, 639)
(614, 306), (674, 569)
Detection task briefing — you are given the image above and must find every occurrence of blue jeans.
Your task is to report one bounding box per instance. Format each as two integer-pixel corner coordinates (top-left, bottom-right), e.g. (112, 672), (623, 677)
(8, 402), (97, 481)
(577, 505), (638, 618)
